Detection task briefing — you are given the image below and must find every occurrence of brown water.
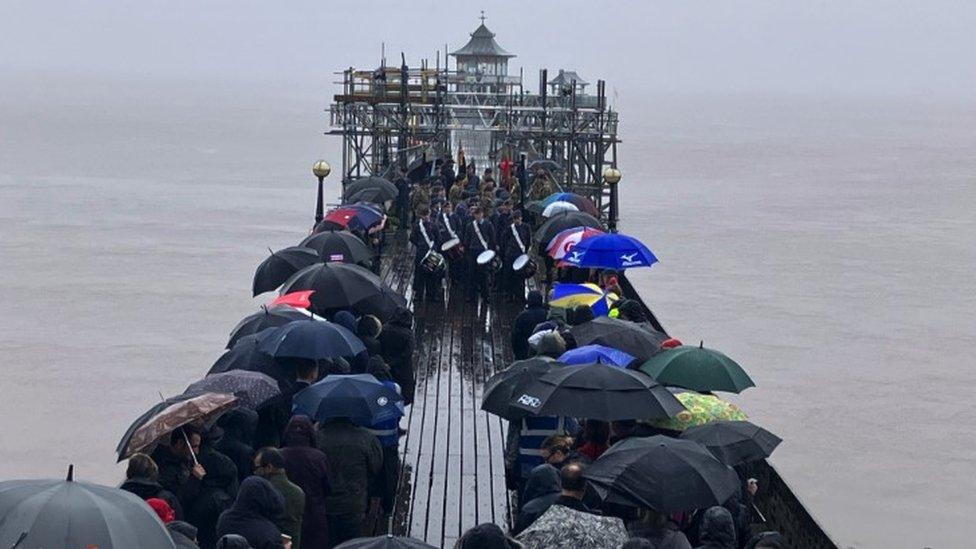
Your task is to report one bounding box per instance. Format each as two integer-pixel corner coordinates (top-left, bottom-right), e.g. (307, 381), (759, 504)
(2, 76), (974, 547)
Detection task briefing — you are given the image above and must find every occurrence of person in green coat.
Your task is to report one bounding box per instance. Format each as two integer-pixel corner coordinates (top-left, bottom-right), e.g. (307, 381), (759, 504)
(254, 447), (305, 549)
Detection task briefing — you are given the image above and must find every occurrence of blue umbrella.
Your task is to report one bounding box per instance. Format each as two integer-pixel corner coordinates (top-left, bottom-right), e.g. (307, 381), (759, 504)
(561, 233), (658, 270)
(293, 374), (404, 424)
(559, 344), (637, 367)
(258, 319), (365, 361)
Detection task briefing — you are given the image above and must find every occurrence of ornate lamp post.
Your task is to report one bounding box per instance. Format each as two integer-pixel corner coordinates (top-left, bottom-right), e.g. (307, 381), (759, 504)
(603, 167), (622, 232)
(312, 160), (332, 224)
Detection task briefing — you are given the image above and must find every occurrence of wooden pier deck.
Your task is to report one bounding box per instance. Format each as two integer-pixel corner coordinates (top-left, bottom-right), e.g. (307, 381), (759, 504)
(377, 233), (521, 547)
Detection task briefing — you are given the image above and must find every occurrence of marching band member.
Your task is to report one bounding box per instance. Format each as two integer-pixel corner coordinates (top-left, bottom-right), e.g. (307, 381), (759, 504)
(409, 205), (443, 303)
(461, 206), (496, 304)
(437, 201), (465, 282)
(499, 209), (532, 301)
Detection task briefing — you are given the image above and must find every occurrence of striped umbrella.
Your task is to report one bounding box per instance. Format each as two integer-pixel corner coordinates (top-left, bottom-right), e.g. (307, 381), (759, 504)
(546, 226), (605, 260)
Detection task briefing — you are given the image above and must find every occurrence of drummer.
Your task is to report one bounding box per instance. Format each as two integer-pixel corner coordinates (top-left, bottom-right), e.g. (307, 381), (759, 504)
(437, 201), (465, 282)
(499, 209), (532, 302)
(409, 205), (443, 303)
(461, 206), (496, 304)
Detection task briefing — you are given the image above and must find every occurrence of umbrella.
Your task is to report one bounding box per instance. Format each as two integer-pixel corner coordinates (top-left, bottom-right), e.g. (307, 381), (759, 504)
(524, 200), (546, 215)
(639, 342), (755, 393)
(527, 158), (563, 173)
(550, 283), (617, 317)
(208, 328), (288, 384)
(570, 316), (668, 362)
(258, 319), (365, 361)
(252, 246), (321, 296)
(512, 363), (685, 421)
(117, 392), (238, 460)
(542, 200), (579, 217)
(336, 535), (437, 549)
(584, 435), (741, 513)
(293, 374), (403, 424)
(534, 211), (603, 248)
(648, 391), (749, 432)
(0, 466), (176, 549)
(515, 503), (628, 549)
(227, 305), (311, 349)
(681, 420), (782, 466)
(481, 357), (563, 421)
(558, 344), (636, 367)
(348, 186), (396, 205)
(271, 290), (315, 309)
(561, 232), (658, 270)
(546, 226), (604, 260)
(541, 192), (600, 216)
(300, 230), (375, 264)
(343, 176), (398, 200)
(281, 262), (407, 320)
(185, 370), (280, 410)
(317, 205), (385, 232)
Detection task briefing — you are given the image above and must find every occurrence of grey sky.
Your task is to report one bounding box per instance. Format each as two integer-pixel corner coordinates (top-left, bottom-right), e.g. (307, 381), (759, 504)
(3, 0), (975, 98)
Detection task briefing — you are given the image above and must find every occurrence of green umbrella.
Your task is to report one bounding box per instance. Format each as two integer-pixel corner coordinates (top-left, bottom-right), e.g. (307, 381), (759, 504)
(638, 342), (755, 393)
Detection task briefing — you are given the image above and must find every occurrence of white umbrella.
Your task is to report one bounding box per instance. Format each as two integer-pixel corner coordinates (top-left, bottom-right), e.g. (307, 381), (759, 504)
(542, 200), (579, 217)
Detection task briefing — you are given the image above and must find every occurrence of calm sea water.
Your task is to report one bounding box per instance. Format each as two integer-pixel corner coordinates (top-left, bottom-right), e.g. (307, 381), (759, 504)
(1, 76), (974, 547)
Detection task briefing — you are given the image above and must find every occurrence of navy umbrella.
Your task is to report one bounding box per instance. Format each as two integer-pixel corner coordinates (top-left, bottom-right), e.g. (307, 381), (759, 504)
(680, 420), (782, 466)
(258, 319), (365, 361)
(208, 328), (289, 385)
(0, 466), (176, 549)
(585, 436), (741, 513)
(300, 230), (375, 265)
(512, 363), (685, 421)
(293, 374), (403, 424)
(227, 305), (311, 349)
(185, 370), (280, 410)
(252, 246), (321, 296)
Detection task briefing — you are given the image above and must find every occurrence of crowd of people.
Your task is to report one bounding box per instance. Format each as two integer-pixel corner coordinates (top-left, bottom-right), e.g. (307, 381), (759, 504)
(113, 155), (787, 549)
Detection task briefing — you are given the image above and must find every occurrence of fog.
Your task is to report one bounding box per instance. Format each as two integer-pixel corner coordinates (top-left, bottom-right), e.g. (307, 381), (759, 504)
(3, 0), (975, 98)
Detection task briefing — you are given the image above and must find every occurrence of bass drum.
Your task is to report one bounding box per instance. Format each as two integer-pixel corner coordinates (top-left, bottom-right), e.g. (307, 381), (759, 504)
(421, 250), (446, 275)
(477, 250), (502, 274)
(441, 238), (463, 261)
(512, 254), (538, 279)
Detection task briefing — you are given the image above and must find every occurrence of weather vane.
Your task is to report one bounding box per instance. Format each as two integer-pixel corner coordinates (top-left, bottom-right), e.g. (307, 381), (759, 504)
(480, 10), (486, 24)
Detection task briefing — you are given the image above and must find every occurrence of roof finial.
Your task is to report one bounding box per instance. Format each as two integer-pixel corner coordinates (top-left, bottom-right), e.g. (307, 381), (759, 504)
(480, 10), (486, 24)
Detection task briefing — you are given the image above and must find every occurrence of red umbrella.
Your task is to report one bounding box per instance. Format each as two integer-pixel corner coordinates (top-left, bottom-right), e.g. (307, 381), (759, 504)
(547, 226), (605, 260)
(271, 290), (315, 309)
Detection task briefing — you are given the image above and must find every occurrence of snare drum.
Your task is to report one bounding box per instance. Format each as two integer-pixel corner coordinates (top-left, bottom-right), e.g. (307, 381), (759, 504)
(421, 250), (446, 274)
(512, 254), (538, 279)
(476, 250), (496, 266)
(441, 238), (463, 261)
(477, 250), (502, 274)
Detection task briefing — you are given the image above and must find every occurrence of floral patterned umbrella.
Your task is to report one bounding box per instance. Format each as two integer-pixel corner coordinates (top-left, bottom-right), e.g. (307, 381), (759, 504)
(116, 392), (237, 461)
(647, 391), (748, 432)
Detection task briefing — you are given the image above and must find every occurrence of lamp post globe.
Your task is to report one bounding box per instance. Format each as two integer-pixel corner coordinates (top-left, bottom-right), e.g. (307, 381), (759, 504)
(603, 167), (621, 185)
(312, 160), (331, 225)
(603, 167), (622, 232)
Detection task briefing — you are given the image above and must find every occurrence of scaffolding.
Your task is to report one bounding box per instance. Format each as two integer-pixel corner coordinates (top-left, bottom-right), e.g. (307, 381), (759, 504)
(327, 62), (620, 222)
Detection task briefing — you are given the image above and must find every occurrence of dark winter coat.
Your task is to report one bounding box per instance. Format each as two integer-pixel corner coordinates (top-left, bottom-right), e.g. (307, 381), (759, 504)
(281, 416), (332, 549)
(216, 408), (258, 483)
(695, 506), (736, 549)
(216, 476), (286, 549)
(511, 299), (549, 360)
(264, 471), (304, 549)
(379, 311), (415, 405)
(627, 519), (692, 549)
(167, 521), (200, 549)
(499, 221), (531, 262)
(187, 448), (239, 549)
(120, 477), (184, 521)
(315, 419), (383, 516)
(462, 218), (497, 255)
(152, 444), (202, 513)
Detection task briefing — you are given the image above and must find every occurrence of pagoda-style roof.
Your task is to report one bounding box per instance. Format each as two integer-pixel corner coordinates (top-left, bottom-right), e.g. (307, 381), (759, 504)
(450, 23), (515, 58)
(550, 70), (588, 86)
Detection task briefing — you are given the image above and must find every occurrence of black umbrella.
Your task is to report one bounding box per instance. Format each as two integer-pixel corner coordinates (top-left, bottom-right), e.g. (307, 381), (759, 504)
(534, 211), (603, 250)
(343, 176), (398, 200)
(680, 420), (782, 466)
(280, 262), (407, 320)
(227, 305), (310, 349)
(348, 186), (396, 204)
(585, 435), (741, 513)
(512, 363), (685, 421)
(481, 357), (563, 421)
(528, 158), (564, 173)
(258, 319), (366, 361)
(337, 534), (437, 548)
(571, 317), (668, 362)
(185, 370), (281, 410)
(0, 466), (176, 549)
(252, 246), (321, 296)
(300, 230), (375, 265)
(209, 328), (289, 385)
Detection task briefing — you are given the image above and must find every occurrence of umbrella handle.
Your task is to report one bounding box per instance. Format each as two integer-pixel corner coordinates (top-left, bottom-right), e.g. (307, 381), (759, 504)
(180, 427), (199, 467)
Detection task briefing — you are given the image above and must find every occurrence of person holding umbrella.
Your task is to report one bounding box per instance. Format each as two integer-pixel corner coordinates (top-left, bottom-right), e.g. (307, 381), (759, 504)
(152, 425), (207, 512)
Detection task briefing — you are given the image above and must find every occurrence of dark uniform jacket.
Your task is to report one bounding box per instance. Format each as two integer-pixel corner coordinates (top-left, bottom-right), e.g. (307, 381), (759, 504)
(462, 219), (497, 256)
(409, 217), (440, 263)
(499, 221), (531, 263)
(437, 211), (463, 244)
(315, 419), (383, 516)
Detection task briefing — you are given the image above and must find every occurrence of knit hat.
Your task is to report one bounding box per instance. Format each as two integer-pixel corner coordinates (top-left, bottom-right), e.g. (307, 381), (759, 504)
(146, 497), (175, 524)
